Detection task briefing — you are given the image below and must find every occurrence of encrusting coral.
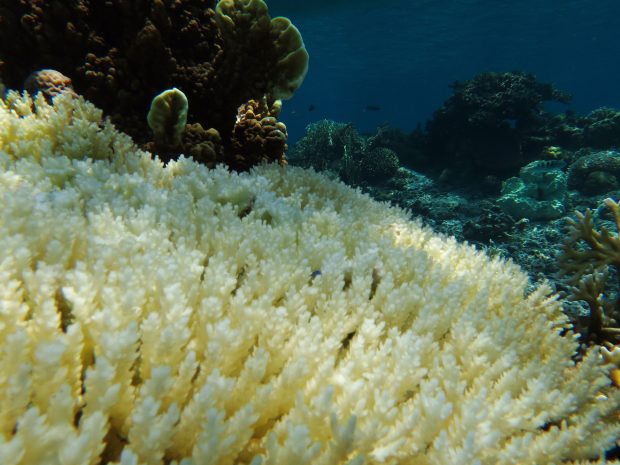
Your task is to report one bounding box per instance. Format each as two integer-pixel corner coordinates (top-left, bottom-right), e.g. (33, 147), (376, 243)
(0, 92), (619, 464)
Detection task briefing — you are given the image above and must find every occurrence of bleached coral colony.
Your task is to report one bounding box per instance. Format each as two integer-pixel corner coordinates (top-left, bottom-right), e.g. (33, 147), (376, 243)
(0, 92), (619, 464)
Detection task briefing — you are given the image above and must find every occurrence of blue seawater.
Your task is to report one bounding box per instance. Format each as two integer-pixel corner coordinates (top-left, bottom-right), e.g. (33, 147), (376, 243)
(268, 0), (620, 143)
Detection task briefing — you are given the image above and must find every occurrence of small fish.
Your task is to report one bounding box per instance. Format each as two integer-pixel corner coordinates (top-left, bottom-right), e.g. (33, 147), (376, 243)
(308, 104), (316, 111)
(365, 104), (381, 111)
(529, 159), (566, 172)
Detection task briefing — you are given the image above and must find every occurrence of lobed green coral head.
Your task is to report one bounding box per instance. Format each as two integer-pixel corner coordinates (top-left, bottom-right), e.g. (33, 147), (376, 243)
(215, 0), (309, 100)
(269, 16), (309, 99)
(147, 87), (189, 148)
(216, 0), (270, 24)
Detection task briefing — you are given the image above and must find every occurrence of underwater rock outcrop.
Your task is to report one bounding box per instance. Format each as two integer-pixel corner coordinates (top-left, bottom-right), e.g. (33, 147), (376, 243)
(0, 0), (308, 169)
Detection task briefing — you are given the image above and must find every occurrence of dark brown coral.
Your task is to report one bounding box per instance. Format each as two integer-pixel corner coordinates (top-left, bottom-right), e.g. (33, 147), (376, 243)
(0, 0), (308, 170)
(229, 97), (288, 171)
(183, 123), (225, 168)
(23, 69), (77, 102)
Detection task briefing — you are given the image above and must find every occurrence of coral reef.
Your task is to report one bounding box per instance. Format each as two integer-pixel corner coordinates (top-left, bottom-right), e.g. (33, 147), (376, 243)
(0, 0), (308, 169)
(568, 150), (620, 195)
(147, 87), (189, 154)
(560, 198), (620, 345)
(288, 120), (402, 186)
(1, 88), (619, 465)
(584, 108), (620, 149)
(229, 97), (288, 171)
(365, 123), (428, 169)
(533, 107), (620, 154)
(462, 203), (516, 243)
(358, 147), (400, 184)
(215, 0), (308, 100)
(23, 69), (77, 103)
(536, 107), (620, 154)
(182, 123), (225, 168)
(498, 160), (568, 220)
(425, 71), (571, 179)
(289, 120), (364, 173)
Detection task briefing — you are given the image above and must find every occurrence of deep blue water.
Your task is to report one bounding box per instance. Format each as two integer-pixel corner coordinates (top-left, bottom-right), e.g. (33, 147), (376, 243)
(267, 0), (620, 143)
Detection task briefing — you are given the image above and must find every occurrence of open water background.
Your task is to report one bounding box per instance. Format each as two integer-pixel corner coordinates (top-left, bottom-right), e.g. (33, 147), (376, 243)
(268, 0), (620, 143)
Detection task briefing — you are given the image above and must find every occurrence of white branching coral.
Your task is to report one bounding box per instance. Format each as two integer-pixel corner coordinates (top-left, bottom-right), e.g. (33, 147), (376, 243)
(0, 92), (619, 464)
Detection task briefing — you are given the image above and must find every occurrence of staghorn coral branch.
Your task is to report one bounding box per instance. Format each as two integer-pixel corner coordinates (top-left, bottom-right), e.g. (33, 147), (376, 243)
(562, 199), (620, 278)
(560, 198), (620, 343)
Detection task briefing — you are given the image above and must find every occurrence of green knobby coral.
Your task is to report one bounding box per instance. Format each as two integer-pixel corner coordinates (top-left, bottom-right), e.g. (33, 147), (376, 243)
(147, 88), (189, 150)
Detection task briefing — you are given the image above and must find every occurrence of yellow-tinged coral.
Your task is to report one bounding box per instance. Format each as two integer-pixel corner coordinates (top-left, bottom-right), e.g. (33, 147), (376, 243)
(0, 92), (619, 464)
(147, 88), (189, 150)
(268, 16), (310, 99)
